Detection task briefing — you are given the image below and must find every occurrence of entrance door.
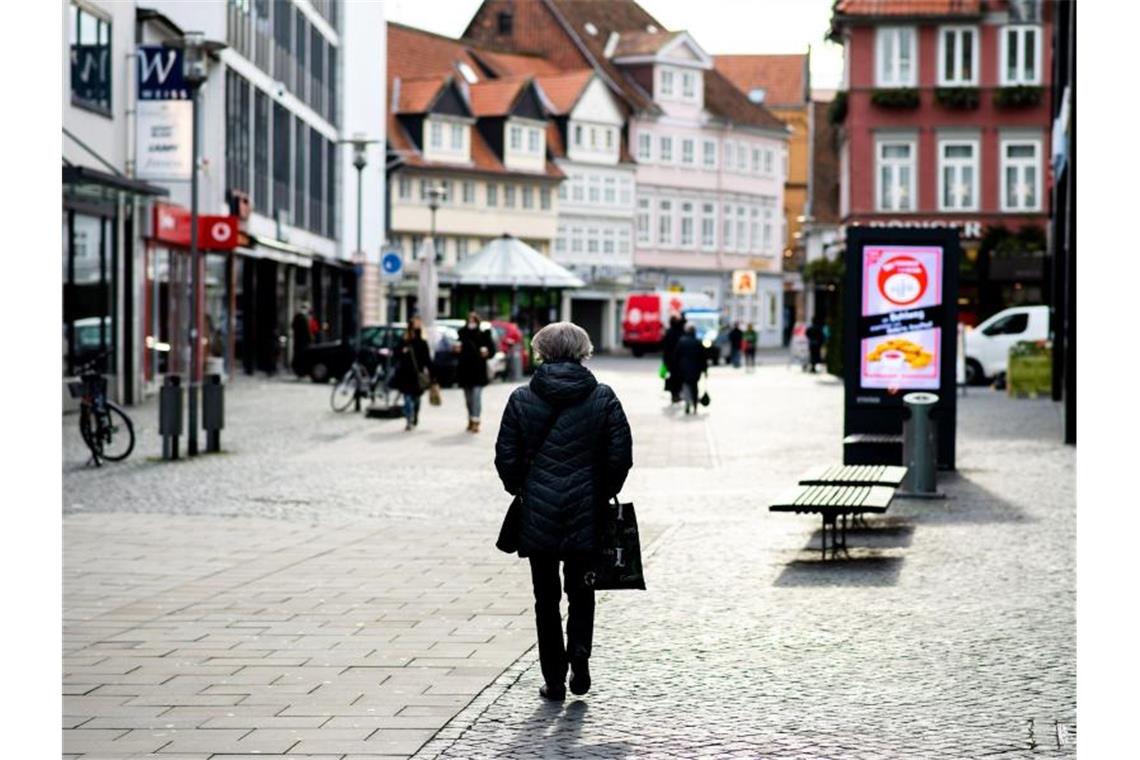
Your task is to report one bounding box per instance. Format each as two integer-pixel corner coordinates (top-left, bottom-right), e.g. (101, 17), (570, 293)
(570, 299), (605, 351)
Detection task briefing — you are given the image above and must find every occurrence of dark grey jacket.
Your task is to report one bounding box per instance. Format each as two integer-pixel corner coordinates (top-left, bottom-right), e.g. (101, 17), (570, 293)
(494, 361), (633, 558)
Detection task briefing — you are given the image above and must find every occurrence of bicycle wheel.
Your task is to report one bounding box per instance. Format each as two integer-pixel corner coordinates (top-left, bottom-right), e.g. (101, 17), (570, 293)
(79, 405), (103, 465)
(97, 403), (135, 461)
(330, 367), (361, 412)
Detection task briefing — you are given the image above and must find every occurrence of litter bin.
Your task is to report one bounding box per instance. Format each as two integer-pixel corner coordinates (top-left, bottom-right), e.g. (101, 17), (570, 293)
(159, 375), (184, 461)
(901, 392), (939, 495)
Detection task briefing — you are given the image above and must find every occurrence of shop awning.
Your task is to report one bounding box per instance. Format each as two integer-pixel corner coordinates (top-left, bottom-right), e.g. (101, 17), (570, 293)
(62, 164), (169, 197)
(444, 234), (585, 289)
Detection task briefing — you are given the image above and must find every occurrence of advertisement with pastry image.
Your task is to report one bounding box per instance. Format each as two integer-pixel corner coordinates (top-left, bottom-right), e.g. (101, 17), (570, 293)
(860, 245), (944, 391)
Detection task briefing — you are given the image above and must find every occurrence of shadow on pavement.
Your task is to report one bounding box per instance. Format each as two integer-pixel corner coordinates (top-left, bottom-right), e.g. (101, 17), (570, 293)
(891, 472), (1032, 526)
(491, 698), (634, 758)
(774, 555), (905, 587)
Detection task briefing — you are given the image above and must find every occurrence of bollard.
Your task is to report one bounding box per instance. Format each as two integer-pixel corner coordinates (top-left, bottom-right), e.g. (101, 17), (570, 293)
(901, 391), (940, 496)
(202, 373), (225, 453)
(159, 375), (184, 460)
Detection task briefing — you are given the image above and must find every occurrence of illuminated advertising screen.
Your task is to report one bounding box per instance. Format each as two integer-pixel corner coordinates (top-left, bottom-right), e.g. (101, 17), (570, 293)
(859, 245), (944, 391)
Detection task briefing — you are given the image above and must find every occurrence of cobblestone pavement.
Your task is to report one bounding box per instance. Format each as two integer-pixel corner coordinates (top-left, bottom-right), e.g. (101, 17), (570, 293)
(63, 356), (1074, 758)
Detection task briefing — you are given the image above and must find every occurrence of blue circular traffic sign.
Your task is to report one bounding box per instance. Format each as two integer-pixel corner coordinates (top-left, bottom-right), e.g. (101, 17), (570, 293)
(381, 250), (403, 276)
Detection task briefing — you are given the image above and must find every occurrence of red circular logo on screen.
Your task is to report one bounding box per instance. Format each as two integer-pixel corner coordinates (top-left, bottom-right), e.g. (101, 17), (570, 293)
(878, 256), (928, 306)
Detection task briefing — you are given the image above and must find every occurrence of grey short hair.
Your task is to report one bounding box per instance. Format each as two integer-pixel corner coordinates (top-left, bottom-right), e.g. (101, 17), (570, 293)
(531, 321), (594, 363)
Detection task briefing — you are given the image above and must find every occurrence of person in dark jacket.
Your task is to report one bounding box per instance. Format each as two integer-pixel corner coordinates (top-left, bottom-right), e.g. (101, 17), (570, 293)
(661, 314), (685, 403)
(494, 321), (633, 702)
(290, 304), (312, 377)
(454, 311), (497, 433)
(806, 319), (825, 373)
(673, 323), (708, 415)
(392, 317), (434, 430)
(728, 323), (744, 368)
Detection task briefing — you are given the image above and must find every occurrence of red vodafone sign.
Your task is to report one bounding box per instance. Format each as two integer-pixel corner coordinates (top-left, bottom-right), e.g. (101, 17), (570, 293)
(151, 203), (238, 250)
(877, 255), (928, 306)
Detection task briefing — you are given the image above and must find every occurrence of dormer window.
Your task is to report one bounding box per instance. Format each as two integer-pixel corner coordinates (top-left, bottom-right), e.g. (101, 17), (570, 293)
(509, 124), (522, 151)
(430, 122), (443, 149)
(660, 69), (674, 97)
(504, 118), (545, 171)
(682, 71), (695, 98)
(497, 11), (513, 35)
(423, 116), (471, 163)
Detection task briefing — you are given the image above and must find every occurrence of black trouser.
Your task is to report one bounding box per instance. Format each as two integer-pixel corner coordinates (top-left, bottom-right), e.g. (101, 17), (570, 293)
(529, 556), (595, 686)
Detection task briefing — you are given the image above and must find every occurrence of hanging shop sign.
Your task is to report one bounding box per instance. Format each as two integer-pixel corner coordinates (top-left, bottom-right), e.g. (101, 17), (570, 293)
(136, 45), (193, 180)
(732, 270), (758, 295)
(152, 203), (238, 251)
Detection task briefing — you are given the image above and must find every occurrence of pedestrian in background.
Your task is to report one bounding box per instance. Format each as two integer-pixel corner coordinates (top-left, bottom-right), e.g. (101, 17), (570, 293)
(806, 319), (825, 373)
(743, 323), (758, 371)
(392, 317), (434, 430)
(455, 311), (497, 433)
(494, 322), (633, 702)
(291, 303), (312, 378)
(673, 323), (708, 415)
(661, 314), (685, 403)
(729, 323), (744, 368)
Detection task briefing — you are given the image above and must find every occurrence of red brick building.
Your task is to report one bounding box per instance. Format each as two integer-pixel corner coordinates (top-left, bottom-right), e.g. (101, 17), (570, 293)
(830, 0), (1053, 324)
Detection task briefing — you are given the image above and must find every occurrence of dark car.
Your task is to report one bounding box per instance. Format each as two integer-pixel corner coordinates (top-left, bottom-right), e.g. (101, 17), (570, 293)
(298, 324), (403, 383)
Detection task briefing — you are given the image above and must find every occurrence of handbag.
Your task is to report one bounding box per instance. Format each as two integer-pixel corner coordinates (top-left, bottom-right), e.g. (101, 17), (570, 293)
(582, 497), (646, 591)
(408, 344), (432, 392)
(699, 391), (710, 407)
(428, 383), (442, 406)
(495, 401), (572, 554)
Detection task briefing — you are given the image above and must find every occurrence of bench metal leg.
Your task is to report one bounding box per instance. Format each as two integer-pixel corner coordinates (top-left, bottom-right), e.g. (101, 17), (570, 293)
(821, 514), (827, 560)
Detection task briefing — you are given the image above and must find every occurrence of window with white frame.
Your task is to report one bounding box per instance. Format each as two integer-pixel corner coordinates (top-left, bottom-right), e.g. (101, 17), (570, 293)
(558, 181), (568, 200)
(682, 71), (695, 99)
(528, 127), (540, 153)
(636, 198), (651, 243)
(397, 175), (411, 199)
(762, 198), (775, 250)
(509, 125), (522, 151)
(589, 127), (598, 148)
(680, 202), (694, 247)
(736, 206), (747, 251)
(701, 203), (715, 249)
(638, 133), (651, 161)
(450, 123), (464, 150)
(658, 199), (673, 245)
(938, 139), (979, 211)
(736, 142), (747, 171)
(486, 183), (498, 206)
(751, 147), (760, 174)
(429, 121), (443, 149)
(438, 179), (453, 203)
(939, 26), (978, 85)
(876, 138), (916, 212)
(725, 142), (734, 170)
(574, 124), (583, 146)
(1001, 26), (1041, 85)
(588, 175), (600, 203)
(462, 180), (475, 204)
(540, 187), (552, 210)
(618, 227), (631, 254)
(764, 149), (773, 174)
(603, 176), (616, 204)
(522, 186), (534, 209)
(603, 228), (615, 254)
(619, 177), (632, 205)
(587, 228), (600, 253)
(504, 184), (516, 208)
(682, 138), (695, 165)
(703, 139), (716, 168)
(555, 227), (567, 253)
(723, 204), (734, 249)
(571, 173), (584, 202)
(750, 206), (760, 252)
(605, 128), (614, 151)
(660, 135), (673, 163)
(876, 26), (917, 87)
(571, 226), (584, 253)
(660, 68), (674, 97)
(457, 238), (469, 259)
(1001, 137), (1041, 211)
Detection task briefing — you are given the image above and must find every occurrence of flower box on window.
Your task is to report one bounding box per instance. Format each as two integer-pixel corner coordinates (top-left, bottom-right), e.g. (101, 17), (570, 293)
(870, 88), (920, 109)
(993, 85), (1044, 109)
(934, 87), (980, 110)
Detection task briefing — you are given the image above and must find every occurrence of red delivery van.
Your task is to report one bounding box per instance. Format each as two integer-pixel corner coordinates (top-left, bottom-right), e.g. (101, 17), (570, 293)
(622, 291), (715, 356)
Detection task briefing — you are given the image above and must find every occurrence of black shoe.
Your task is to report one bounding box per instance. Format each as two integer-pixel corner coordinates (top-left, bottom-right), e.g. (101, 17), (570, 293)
(539, 683), (566, 701)
(569, 660), (590, 696)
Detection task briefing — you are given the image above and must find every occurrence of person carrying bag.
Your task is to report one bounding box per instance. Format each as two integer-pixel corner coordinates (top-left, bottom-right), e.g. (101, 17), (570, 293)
(494, 322), (635, 703)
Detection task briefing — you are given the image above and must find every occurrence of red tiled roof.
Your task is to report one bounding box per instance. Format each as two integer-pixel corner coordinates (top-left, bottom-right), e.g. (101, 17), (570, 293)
(395, 77), (446, 114)
(610, 29), (679, 58)
(714, 54), (809, 107)
(834, 0), (982, 16)
(703, 69), (788, 131)
(388, 22), (484, 87)
(389, 113), (564, 180)
(468, 77), (530, 116)
(534, 70), (594, 114)
(470, 48), (563, 77)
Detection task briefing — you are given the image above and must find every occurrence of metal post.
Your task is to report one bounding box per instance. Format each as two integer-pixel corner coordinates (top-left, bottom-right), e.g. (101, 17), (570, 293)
(188, 83), (201, 456)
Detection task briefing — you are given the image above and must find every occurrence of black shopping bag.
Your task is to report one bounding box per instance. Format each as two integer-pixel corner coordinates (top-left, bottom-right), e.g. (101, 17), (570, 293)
(585, 498), (646, 591)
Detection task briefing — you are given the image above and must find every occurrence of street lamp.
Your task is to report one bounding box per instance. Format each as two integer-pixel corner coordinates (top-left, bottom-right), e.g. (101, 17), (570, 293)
(426, 184), (445, 264)
(168, 31), (225, 457)
(339, 134), (380, 348)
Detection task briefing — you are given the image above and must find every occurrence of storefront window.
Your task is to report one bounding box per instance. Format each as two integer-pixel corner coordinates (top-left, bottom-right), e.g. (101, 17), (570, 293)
(63, 210), (113, 376)
(204, 254), (230, 373)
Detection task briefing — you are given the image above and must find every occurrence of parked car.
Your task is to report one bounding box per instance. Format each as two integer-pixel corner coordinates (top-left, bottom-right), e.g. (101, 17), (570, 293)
(298, 324), (403, 383)
(434, 318), (507, 384)
(963, 305), (1049, 385)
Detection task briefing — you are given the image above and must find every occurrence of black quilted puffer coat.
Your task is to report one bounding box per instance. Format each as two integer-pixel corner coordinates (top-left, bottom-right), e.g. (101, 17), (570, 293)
(494, 360), (633, 558)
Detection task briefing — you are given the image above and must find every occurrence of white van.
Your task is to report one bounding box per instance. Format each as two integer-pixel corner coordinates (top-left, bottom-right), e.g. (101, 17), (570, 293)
(963, 305), (1049, 385)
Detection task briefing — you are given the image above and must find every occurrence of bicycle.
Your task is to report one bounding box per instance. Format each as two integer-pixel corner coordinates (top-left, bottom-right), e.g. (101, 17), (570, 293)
(330, 350), (392, 412)
(68, 353), (135, 466)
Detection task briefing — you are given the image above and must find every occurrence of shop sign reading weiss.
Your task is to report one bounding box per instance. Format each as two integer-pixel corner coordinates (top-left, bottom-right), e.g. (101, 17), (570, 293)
(152, 203), (239, 251)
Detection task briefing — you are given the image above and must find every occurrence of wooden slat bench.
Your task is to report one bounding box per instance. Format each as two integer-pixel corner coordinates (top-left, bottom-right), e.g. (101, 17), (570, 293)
(843, 433), (903, 466)
(798, 464), (908, 488)
(769, 484), (896, 559)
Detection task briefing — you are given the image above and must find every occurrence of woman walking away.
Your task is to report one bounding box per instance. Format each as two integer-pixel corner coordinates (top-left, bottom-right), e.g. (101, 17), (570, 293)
(673, 323), (708, 415)
(494, 322), (633, 701)
(393, 318), (434, 431)
(455, 312), (497, 432)
(743, 323), (758, 371)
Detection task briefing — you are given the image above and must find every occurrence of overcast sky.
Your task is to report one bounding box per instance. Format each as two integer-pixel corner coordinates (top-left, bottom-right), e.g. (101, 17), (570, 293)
(385, 0), (844, 92)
